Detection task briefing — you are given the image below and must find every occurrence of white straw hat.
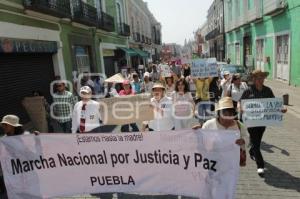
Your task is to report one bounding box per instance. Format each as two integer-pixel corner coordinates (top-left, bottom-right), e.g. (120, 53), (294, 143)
(216, 97), (234, 111)
(1, 115), (22, 127)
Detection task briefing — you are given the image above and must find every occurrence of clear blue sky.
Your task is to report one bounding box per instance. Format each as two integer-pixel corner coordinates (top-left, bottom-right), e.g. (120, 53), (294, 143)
(144, 0), (214, 45)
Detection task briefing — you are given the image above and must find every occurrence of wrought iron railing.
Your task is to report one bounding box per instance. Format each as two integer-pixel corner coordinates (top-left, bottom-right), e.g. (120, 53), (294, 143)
(23, 0), (72, 18)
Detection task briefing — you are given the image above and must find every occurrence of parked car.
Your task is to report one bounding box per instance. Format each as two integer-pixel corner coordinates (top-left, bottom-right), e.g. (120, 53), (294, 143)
(219, 64), (252, 84)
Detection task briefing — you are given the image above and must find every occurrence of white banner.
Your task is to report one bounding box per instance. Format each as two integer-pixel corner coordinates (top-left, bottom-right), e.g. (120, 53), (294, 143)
(0, 130), (240, 199)
(191, 59), (218, 78)
(241, 98), (284, 127)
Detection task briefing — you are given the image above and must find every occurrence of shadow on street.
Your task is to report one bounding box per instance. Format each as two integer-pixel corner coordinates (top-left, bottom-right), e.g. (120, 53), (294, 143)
(264, 162), (300, 193)
(261, 141), (290, 156)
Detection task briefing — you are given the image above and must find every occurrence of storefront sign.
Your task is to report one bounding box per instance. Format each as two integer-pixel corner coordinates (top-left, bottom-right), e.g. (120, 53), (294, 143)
(103, 49), (115, 57)
(0, 37), (57, 53)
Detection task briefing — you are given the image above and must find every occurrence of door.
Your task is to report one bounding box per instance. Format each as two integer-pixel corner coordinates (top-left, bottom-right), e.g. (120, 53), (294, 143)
(243, 36), (253, 70)
(0, 53), (55, 124)
(256, 39), (264, 71)
(276, 34), (290, 81)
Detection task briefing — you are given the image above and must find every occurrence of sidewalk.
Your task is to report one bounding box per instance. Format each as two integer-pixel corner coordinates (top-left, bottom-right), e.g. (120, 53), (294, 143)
(236, 79), (300, 199)
(265, 79), (300, 119)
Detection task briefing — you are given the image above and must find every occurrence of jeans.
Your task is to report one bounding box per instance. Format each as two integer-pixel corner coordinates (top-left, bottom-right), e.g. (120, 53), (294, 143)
(121, 123), (139, 132)
(196, 101), (214, 123)
(248, 127), (266, 169)
(55, 121), (72, 133)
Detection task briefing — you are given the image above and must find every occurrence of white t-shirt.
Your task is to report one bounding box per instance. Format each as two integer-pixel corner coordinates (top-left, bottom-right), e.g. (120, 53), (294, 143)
(71, 100), (102, 133)
(141, 81), (154, 93)
(165, 84), (175, 97)
(202, 118), (248, 150)
(148, 96), (174, 131)
(172, 92), (194, 103)
(227, 82), (248, 102)
(220, 78), (231, 97)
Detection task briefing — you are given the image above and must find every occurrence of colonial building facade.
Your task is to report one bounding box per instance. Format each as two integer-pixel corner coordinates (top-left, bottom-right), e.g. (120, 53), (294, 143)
(126, 0), (162, 70)
(225, 0), (300, 86)
(206, 0), (225, 61)
(0, 0), (161, 124)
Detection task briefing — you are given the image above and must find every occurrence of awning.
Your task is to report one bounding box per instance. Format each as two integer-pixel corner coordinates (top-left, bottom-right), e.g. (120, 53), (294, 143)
(132, 48), (149, 58)
(118, 47), (137, 56)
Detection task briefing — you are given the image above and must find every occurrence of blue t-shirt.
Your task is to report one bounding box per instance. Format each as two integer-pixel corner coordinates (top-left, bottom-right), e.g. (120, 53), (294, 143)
(132, 82), (141, 94)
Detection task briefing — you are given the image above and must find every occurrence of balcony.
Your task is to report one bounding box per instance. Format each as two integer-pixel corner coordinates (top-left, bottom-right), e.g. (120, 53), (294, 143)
(118, 23), (130, 36)
(134, 32), (141, 42)
(72, 0), (98, 27)
(205, 27), (221, 41)
(263, 0), (287, 16)
(23, 0), (72, 18)
(98, 11), (115, 32)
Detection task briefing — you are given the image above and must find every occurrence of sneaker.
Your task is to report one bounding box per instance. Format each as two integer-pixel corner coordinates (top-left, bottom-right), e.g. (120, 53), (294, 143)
(257, 168), (265, 177)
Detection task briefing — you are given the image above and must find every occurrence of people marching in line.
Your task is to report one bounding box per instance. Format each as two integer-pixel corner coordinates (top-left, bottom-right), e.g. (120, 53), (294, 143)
(0, 59), (290, 199)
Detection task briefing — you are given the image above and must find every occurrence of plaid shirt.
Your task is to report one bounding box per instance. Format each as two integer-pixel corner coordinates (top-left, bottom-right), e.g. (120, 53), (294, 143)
(53, 91), (77, 123)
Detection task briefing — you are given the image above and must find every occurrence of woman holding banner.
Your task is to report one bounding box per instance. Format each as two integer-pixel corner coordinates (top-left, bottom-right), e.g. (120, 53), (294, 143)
(172, 79), (195, 130)
(147, 82), (175, 132)
(239, 69), (287, 177)
(0, 115), (32, 199)
(193, 97), (248, 165)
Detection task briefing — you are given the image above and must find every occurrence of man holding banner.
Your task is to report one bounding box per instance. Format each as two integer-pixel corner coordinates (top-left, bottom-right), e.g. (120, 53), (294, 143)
(239, 70), (287, 177)
(71, 86), (102, 133)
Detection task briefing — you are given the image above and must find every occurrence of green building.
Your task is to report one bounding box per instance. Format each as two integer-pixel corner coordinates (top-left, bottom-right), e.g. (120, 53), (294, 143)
(224, 0), (300, 86)
(0, 0), (130, 123)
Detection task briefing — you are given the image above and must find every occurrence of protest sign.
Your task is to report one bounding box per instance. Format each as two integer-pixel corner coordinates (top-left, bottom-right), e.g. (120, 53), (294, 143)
(173, 102), (194, 118)
(98, 94), (154, 125)
(0, 130), (240, 199)
(22, 96), (48, 132)
(241, 98), (284, 127)
(160, 64), (172, 77)
(191, 59), (218, 78)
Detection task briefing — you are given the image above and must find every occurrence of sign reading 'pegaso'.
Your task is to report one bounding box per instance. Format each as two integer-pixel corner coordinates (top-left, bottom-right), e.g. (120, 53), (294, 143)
(0, 130), (240, 199)
(0, 37), (57, 53)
